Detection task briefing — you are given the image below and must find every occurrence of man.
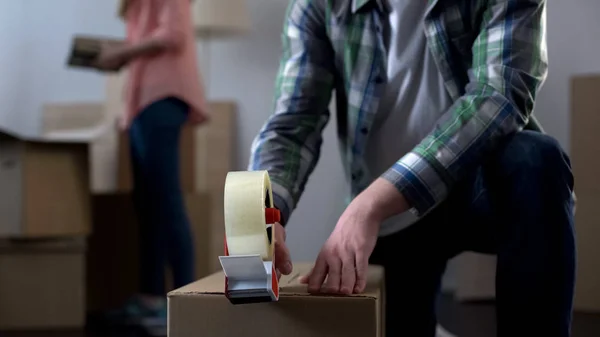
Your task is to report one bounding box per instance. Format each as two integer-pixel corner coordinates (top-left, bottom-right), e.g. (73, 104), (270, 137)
(249, 0), (575, 336)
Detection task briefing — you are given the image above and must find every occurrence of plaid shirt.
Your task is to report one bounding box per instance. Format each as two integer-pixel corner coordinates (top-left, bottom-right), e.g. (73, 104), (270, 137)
(249, 0), (548, 224)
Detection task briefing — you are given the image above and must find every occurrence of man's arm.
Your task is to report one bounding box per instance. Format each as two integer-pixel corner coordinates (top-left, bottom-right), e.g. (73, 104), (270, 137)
(249, 0), (335, 225)
(380, 0), (548, 216)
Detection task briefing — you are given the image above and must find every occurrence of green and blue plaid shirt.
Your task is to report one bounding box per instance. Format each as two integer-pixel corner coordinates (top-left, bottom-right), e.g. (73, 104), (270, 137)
(249, 0), (548, 224)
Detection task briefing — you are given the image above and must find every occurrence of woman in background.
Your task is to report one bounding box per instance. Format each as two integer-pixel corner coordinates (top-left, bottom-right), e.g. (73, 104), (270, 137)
(95, 0), (208, 328)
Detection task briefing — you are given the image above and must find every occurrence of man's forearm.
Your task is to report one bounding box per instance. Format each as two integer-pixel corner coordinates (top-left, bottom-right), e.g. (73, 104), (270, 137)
(356, 177), (410, 223)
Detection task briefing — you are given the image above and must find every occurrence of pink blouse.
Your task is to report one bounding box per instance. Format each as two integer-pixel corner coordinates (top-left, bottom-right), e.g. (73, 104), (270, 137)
(122, 0), (208, 129)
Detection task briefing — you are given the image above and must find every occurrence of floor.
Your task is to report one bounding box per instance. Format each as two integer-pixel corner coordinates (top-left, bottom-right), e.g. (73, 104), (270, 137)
(3, 295), (600, 337)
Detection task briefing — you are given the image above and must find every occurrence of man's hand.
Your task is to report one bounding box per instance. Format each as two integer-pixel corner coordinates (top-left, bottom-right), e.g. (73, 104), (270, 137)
(273, 222), (293, 280)
(300, 178), (409, 294)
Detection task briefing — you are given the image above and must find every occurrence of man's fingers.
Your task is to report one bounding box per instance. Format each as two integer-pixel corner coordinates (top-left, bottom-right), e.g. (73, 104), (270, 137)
(274, 222), (286, 242)
(323, 256), (342, 293)
(273, 222), (292, 275)
(307, 255), (328, 293)
(340, 252), (356, 295)
(354, 252), (369, 293)
(298, 274), (309, 284)
(275, 240), (293, 275)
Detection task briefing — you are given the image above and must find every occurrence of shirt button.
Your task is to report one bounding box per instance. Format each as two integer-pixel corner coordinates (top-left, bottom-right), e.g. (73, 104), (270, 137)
(360, 127), (369, 134)
(375, 76), (384, 84)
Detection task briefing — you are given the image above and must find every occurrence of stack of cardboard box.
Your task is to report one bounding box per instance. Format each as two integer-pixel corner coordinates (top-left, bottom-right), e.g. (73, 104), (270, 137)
(38, 73), (237, 313)
(0, 127), (92, 329)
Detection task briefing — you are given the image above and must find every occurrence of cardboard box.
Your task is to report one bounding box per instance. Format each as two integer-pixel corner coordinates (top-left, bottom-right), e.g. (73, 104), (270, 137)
(571, 74), (600, 312)
(0, 238), (86, 330)
(87, 193), (212, 312)
(67, 35), (125, 72)
(168, 263), (385, 337)
(571, 75), (600, 195)
(0, 129), (91, 238)
(41, 100), (197, 194)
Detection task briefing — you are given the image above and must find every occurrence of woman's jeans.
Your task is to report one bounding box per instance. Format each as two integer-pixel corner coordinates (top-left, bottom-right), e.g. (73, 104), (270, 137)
(370, 131), (576, 337)
(129, 97), (195, 296)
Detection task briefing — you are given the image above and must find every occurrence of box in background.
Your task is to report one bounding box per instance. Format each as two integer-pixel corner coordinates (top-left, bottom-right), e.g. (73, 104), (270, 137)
(168, 263), (385, 337)
(0, 129), (91, 238)
(87, 193), (212, 312)
(571, 74), (600, 312)
(0, 238), (86, 330)
(67, 35), (125, 72)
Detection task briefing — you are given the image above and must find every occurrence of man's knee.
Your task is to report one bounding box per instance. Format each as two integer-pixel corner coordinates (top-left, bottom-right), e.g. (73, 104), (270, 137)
(496, 131), (572, 186)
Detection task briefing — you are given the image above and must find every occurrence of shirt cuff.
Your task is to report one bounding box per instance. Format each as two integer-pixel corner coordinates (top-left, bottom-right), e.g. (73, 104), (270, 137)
(271, 182), (294, 226)
(381, 152), (449, 216)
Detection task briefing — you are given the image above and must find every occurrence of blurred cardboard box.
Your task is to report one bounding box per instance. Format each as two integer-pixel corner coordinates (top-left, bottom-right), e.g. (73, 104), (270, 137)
(0, 128), (91, 238)
(41, 100), (196, 194)
(67, 35), (125, 72)
(571, 74), (600, 312)
(168, 263), (385, 337)
(0, 238), (86, 330)
(87, 193), (212, 312)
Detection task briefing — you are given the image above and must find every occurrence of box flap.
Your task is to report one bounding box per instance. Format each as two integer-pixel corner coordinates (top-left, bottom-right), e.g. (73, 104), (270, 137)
(0, 124), (91, 145)
(169, 263), (383, 299)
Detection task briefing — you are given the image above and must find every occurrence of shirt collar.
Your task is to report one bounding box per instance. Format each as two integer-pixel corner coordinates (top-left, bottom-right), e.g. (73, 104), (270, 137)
(350, 0), (440, 15)
(351, 0), (389, 14)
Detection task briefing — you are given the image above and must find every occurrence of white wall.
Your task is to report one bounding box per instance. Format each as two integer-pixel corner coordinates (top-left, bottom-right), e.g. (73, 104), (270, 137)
(535, 0), (600, 150)
(0, 1), (25, 133)
(0, 0), (124, 137)
(0, 0), (599, 266)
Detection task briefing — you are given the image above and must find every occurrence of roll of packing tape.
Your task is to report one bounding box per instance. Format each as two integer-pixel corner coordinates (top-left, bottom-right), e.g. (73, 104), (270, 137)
(224, 170), (280, 260)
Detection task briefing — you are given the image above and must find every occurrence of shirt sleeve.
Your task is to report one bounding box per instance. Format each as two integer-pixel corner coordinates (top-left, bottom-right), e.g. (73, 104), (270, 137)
(382, 0), (548, 215)
(149, 0), (187, 50)
(248, 0), (335, 225)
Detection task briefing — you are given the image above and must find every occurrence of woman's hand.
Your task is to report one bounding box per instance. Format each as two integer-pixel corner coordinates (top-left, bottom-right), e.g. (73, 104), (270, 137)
(94, 42), (129, 72)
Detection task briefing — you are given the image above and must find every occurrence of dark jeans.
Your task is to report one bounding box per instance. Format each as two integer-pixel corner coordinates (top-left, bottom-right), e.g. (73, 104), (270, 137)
(370, 131), (576, 337)
(129, 97), (195, 296)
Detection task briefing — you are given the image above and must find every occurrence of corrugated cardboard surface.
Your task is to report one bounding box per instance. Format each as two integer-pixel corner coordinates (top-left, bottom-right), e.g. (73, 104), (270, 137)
(571, 75), (600, 312)
(0, 239), (86, 330)
(168, 263), (384, 337)
(87, 193), (212, 312)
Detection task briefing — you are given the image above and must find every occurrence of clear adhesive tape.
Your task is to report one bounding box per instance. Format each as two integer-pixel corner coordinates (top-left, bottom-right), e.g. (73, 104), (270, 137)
(224, 170), (276, 260)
